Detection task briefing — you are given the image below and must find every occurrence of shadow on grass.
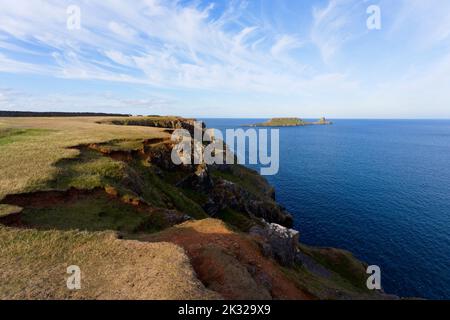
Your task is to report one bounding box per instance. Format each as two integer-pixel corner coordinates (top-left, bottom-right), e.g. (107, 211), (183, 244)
(0, 188), (169, 234)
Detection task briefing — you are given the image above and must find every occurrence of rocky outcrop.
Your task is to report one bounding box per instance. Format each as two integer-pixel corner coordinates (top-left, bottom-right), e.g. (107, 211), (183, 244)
(176, 163), (214, 191)
(144, 142), (180, 171)
(142, 134), (294, 227)
(202, 179), (293, 227)
(248, 117), (332, 127)
(314, 117), (332, 125)
(250, 222), (300, 267)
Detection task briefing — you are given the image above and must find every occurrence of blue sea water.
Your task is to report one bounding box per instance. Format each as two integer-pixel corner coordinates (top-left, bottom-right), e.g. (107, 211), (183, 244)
(201, 119), (450, 299)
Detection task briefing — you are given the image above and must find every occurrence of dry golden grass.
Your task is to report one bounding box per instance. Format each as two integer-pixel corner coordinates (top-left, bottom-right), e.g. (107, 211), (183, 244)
(0, 117), (169, 200)
(0, 204), (22, 217)
(0, 225), (219, 300)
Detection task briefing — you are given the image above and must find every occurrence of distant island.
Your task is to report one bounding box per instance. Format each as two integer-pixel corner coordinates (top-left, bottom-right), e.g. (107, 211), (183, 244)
(247, 117), (332, 127)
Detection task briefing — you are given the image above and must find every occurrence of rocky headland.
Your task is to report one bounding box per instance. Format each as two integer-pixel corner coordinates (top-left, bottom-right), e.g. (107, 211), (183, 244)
(248, 117), (332, 127)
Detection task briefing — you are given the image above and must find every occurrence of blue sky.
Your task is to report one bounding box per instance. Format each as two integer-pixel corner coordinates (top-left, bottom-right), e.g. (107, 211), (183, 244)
(0, 0), (449, 118)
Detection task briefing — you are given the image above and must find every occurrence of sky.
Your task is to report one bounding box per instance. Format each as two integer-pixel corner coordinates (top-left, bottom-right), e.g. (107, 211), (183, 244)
(0, 0), (449, 118)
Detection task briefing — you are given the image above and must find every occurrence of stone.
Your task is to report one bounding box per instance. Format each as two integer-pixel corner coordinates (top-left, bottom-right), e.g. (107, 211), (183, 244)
(204, 178), (293, 227)
(266, 223), (299, 267)
(250, 222), (300, 267)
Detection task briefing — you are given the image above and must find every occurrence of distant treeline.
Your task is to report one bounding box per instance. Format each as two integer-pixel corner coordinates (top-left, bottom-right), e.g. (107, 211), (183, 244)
(0, 111), (132, 117)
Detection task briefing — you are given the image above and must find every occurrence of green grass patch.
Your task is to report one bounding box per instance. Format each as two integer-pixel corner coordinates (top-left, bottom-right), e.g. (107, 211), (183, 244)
(52, 149), (125, 190)
(129, 160), (208, 219)
(100, 116), (187, 128)
(299, 244), (369, 291)
(50, 147), (207, 220)
(0, 128), (54, 146)
(162, 170), (190, 185)
(217, 208), (255, 232)
(281, 262), (376, 300)
(96, 139), (145, 152)
(210, 165), (273, 200)
(180, 188), (209, 206)
(20, 194), (161, 233)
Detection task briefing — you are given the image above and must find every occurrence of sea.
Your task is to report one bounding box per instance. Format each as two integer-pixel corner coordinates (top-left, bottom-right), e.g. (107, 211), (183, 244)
(201, 118), (450, 300)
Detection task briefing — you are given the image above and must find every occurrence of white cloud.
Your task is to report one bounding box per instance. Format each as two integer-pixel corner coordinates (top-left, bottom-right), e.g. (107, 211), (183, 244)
(104, 50), (135, 67)
(0, 53), (54, 74)
(108, 21), (137, 40)
(310, 0), (366, 63)
(0, 0), (352, 94)
(271, 35), (302, 57)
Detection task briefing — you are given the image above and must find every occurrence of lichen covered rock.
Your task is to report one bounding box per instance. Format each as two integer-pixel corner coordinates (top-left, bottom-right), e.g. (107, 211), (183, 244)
(250, 222), (299, 267)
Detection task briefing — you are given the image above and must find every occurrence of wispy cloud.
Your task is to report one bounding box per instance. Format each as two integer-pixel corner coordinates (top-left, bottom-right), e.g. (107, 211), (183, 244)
(0, 0), (348, 94)
(310, 0), (368, 63)
(271, 35), (302, 57)
(0, 53), (57, 76)
(389, 0), (450, 48)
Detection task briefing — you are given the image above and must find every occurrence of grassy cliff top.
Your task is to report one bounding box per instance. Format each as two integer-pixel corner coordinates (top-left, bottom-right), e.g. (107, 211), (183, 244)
(0, 117), (170, 200)
(97, 116), (196, 127)
(0, 116), (214, 299)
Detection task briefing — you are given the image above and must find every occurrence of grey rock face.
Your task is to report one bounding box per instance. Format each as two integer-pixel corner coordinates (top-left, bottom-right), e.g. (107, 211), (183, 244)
(250, 222), (300, 267)
(204, 179), (293, 227)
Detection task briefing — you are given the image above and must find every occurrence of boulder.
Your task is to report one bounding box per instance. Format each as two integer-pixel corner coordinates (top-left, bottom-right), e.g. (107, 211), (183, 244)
(250, 222), (300, 267)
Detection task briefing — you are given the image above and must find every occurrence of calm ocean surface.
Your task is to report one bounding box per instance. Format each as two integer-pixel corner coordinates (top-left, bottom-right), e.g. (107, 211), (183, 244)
(201, 119), (450, 299)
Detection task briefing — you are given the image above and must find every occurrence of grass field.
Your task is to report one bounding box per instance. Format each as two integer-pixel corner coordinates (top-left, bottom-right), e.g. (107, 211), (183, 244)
(0, 225), (218, 299)
(0, 117), (169, 200)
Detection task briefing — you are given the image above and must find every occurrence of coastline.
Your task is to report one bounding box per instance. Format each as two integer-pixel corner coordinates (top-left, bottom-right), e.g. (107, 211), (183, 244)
(0, 116), (399, 299)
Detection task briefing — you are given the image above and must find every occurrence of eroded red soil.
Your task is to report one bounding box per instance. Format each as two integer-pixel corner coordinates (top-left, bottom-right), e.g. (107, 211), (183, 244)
(144, 219), (315, 300)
